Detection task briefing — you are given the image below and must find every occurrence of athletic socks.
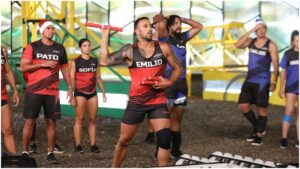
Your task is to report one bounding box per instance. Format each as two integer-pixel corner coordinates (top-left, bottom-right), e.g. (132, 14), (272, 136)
(243, 109), (258, 129)
(171, 131), (182, 152)
(257, 116), (268, 133)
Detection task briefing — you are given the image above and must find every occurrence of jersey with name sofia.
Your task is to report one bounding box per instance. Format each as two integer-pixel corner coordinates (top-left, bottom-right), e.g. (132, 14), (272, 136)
(74, 56), (98, 94)
(280, 48), (299, 94)
(128, 41), (167, 105)
(246, 38), (272, 86)
(22, 40), (68, 96)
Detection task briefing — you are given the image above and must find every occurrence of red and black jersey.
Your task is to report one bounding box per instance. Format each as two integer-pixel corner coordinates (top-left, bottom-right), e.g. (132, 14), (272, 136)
(22, 40), (69, 96)
(1, 48), (8, 100)
(74, 56), (98, 94)
(128, 41), (167, 105)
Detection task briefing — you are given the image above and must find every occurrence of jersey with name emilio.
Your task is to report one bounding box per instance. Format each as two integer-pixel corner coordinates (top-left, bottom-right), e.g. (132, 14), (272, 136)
(280, 49), (299, 94)
(246, 38), (272, 87)
(22, 40), (68, 96)
(128, 41), (167, 105)
(74, 56), (98, 94)
(158, 31), (189, 79)
(1, 48), (8, 100)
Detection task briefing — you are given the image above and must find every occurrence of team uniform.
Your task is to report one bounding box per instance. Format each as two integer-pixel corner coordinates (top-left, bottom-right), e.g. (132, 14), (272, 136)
(122, 41), (170, 125)
(238, 38), (272, 107)
(1, 48), (8, 106)
(158, 32), (189, 107)
(73, 56), (98, 99)
(280, 49), (299, 95)
(22, 40), (68, 119)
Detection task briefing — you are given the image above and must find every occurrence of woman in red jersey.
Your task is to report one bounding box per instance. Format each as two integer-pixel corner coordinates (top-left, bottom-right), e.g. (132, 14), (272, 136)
(70, 38), (106, 153)
(1, 46), (19, 154)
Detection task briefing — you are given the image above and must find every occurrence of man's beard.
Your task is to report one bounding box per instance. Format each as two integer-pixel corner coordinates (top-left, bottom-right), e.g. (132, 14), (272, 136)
(141, 35), (152, 42)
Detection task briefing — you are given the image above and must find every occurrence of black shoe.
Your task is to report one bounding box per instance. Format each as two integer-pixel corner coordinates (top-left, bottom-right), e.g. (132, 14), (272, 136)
(29, 143), (37, 154)
(296, 141), (299, 148)
(21, 151), (29, 157)
(144, 133), (155, 144)
(54, 144), (65, 154)
(46, 152), (59, 164)
(246, 133), (256, 142)
(74, 145), (84, 153)
(280, 138), (288, 149)
(170, 150), (183, 159)
(250, 136), (263, 146)
(90, 145), (100, 153)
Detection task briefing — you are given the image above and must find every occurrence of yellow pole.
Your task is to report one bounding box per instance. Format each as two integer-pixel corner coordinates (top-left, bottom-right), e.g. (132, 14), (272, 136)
(186, 69), (192, 97)
(31, 1), (37, 42)
(21, 2), (28, 48)
(69, 1), (75, 47)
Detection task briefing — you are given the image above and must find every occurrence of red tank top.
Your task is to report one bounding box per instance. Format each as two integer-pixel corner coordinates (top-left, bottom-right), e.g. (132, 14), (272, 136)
(22, 40), (69, 96)
(128, 41), (167, 105)
(74, 56), (98, 94)
(1, 48), (8, 100)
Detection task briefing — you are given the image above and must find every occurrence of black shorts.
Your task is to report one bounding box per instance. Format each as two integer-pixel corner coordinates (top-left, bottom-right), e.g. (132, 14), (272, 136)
(1, 99), (8, 107)
(238, 81), (270, 107)
(165, 79), (188, 107)
(74, 90), (97, 100)
(23, 92), (61, 120)
(122, 102), (170, 125)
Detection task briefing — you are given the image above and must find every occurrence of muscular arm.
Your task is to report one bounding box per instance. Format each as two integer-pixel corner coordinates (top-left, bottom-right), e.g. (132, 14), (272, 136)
(181, 17), (203, 40)
(70, 61), (76, 89)
(235, 25), (262, 49)
(3, 47), (19, 106)
(269, 42), (279, 85)
(162, 43), (183, 85)
(96, 65), (106, 101)
(99, 29), (132, 66)
(156, 20), (168, 39)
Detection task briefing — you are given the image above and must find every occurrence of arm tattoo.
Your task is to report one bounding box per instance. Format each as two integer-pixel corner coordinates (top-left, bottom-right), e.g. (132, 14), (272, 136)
(107, 44), (131, 66)
(167, 44), (180, 65)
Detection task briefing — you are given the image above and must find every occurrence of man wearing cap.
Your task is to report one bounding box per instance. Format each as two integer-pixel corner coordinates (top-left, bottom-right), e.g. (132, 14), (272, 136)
(152, 14), (202, 158)
(20, 19), (73, 163)
(235, 19), (279, 146)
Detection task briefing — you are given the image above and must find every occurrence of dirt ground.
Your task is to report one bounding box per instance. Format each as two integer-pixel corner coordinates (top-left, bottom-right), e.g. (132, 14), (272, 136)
(2, 95), (299, 167)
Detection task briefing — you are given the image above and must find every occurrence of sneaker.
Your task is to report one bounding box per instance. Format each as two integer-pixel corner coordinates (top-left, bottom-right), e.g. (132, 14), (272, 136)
(46, 152), (59, 164)
(246, 133), (256, 142)
(246, 130), (266, 142)
(21, 151), (29, 157)
(74, 145), (84, 153)
(170, 150), (183, 159)
(250, 136), (263, 146)
(29, 143), (37, 154)
(296, 141), (299, 148)
(53, 144), (65, 154)
(90, 145), (100, 153)
(280, 138), (288, 149)
(144, 133), (155, 144)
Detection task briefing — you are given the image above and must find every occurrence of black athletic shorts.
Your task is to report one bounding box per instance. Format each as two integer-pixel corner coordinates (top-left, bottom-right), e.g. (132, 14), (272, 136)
(74, 90), (97, 100)
(238, 81), (270, 107)
(165, 78), (188, 107)
(23, 92), (61, 119)
(1, 99), (8, 107)
(122, 102), (170, 125)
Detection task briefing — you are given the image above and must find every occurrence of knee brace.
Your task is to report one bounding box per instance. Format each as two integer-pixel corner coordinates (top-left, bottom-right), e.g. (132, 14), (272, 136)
(283, 114), (292, 123)
(156, 128), (171, 150)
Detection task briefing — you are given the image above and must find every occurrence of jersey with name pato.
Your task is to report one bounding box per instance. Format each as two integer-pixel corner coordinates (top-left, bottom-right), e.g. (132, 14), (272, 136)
(246, 38), (272, 90)
(1, 48), (8, 100)
(280, 49), (299, 94)
(128, 41), (167, 105)
(22, 40), (68, 96)
(74, 56), (98, 94)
